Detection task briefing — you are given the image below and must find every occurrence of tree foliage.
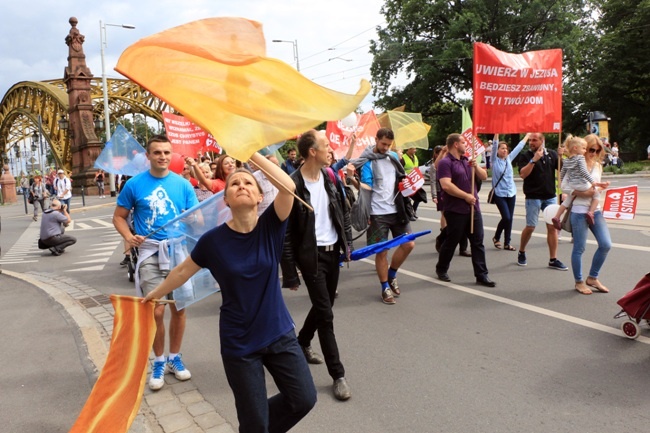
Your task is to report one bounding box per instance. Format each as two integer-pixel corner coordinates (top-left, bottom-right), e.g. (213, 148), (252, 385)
(590, 0), (650, 155)
(370, 0), (598, 141)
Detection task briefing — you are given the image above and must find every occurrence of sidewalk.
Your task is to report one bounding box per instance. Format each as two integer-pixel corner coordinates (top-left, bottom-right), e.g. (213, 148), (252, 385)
(0, 191), (117, 219)
(1, 193), (236, 433)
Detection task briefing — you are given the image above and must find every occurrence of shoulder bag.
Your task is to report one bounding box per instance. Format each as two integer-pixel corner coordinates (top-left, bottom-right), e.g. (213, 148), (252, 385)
(486, 167), (507, 204)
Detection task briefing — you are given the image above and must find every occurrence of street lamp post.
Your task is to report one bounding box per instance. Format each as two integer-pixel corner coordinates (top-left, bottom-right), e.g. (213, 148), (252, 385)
(100, 19), (135, 197)
(30, 135), (38, 174)
(272, 39), (300, 71)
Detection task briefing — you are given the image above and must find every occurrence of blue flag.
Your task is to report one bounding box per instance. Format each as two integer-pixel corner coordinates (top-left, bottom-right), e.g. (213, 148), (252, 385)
(94, 124), (150, 176)
(161, 191), (232, 310)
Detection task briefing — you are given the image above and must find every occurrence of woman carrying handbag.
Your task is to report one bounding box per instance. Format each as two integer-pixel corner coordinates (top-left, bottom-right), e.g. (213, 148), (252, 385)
(30, 175), (49, 222)
(490, 133), (529, 251)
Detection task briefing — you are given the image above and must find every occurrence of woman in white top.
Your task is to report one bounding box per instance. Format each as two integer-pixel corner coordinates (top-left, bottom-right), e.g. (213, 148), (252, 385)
(570, 134), (612, 295)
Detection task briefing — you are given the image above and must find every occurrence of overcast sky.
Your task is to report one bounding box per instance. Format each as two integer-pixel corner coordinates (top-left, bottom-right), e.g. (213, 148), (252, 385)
(0, 0), (390, 112)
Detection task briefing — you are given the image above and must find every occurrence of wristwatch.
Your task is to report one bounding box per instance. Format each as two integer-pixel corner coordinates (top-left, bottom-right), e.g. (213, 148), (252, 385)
(529, 159), (535, 164)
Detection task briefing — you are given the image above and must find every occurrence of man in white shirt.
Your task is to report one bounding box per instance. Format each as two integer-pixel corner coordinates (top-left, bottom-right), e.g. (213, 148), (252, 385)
(54, 169), (72, 211)
(352, 128), (415, 305)
(281, 130), (353, 401)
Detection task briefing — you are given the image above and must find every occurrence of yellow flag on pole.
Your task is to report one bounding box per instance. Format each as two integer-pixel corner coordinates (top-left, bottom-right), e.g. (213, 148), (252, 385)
(116, 17), (371, 162)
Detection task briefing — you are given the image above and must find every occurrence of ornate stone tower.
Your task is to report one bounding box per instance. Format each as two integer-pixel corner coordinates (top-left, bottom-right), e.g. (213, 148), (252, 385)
(63, 17), (103, 193)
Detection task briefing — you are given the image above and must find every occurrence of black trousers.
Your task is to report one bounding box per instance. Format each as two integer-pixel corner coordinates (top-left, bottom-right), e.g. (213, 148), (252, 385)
(297, 249), (345, 380)
(436, 210), (488, 278)
(42, 233), (77, 252)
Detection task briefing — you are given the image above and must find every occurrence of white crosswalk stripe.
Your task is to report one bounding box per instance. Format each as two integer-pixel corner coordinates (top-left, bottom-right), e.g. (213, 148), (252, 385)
(1, 216), (124, 270)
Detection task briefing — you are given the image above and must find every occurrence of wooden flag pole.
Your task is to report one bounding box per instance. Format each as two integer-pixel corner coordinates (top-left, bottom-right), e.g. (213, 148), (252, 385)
(470, 127), (476, 234)
(557, 132), (562, 204)
(255, 163), (314, 212)
(154, 299), (176, 304)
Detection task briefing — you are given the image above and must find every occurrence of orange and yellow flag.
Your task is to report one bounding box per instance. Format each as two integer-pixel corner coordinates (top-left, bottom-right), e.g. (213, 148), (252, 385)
(116, 17), (371, 162)
(69, 295), (155, 433)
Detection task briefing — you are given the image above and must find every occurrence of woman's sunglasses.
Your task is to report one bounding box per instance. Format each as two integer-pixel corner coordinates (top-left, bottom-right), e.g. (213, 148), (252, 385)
(588, 148), (600, 154)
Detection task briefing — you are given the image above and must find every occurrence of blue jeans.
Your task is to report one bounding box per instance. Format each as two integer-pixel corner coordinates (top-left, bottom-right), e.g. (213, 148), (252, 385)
(570, 210), (611, 282)
(222, 330), (317, 433)
(59, 197), (71, 211)
(493, 195), (516, 246)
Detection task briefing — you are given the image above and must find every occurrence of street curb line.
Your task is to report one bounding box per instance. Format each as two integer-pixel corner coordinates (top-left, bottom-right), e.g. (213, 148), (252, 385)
(3, 270), (236, 433)
(3, 270), (109, 367)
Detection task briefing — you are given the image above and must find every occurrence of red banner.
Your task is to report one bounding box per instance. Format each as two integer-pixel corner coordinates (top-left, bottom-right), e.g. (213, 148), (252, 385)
(162, 112), (221, 157)
(602, 185), (637, 220)
(399, 167), (425, 197)
(462, 128), (485, 159)
(326, 111), (380, 160)
(473, 43), (563, 133)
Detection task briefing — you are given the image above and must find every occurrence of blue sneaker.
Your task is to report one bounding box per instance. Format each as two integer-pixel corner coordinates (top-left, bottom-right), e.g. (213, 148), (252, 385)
(149, 360), (166, 390)
(166, 354), (192, 381)
(548, 259), (568, 271)
(517, 251), (527, 267)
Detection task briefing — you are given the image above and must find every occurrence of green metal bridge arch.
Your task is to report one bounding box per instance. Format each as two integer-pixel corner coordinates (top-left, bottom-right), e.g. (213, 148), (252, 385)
(0, 78), (171, 172)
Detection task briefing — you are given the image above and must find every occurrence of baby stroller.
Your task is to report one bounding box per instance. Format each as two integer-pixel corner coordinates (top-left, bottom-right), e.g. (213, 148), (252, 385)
(614, 273), (650, 339)
(124, 209), (139, 283)
(126, 245), (139, 283)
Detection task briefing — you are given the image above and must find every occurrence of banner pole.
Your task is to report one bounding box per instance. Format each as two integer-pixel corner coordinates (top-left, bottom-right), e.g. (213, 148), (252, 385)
(557, 132), (562, 204)
(470, 120), (475, 234)
(256, 164), (314, 212)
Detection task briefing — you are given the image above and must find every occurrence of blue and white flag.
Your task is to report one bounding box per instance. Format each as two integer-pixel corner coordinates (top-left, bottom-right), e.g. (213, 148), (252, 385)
(95, 124), (150, 176)
(161, 191), (231, 310)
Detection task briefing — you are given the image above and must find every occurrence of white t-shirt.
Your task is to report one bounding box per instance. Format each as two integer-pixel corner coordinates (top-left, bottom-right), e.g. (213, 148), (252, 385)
(304, 174), (338, 246)
(572, 163), (602, 213)
(55, 177), (72, 200)
(370, 158), (397, 216)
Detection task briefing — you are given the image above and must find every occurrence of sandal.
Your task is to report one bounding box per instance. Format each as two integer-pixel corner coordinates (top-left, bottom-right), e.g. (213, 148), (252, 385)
(575, 282), (592, 295)
(492, 237), (502, 249)
(586, 278), (609, 293)
(503, 244), (516, 251)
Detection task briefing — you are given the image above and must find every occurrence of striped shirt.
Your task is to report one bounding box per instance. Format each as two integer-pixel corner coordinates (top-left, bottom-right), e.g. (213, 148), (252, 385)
(560, 155), (594, 193)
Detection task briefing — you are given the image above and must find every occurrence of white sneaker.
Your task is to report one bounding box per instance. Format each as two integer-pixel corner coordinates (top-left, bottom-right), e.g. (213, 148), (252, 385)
(149, 360), (166, 390)
(166, 354), (191, 381)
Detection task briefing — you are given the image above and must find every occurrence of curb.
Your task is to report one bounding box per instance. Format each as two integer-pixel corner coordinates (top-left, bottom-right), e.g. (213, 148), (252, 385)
(0, 200), (117, 220)
(3, 270), (236, 433)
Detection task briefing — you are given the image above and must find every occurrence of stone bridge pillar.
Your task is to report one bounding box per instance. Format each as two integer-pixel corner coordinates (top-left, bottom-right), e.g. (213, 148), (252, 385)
(63, 17), (103, 195)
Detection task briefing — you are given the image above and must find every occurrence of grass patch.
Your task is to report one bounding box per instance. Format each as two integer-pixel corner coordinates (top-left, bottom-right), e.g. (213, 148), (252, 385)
(603, 161), (648, 174)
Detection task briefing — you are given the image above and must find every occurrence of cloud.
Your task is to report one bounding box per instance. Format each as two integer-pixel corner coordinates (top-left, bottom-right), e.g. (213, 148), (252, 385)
(1, 0), (388, 112)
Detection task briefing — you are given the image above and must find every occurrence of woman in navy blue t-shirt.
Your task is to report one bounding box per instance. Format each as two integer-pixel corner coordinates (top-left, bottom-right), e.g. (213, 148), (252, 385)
(144, 152), (316, 432)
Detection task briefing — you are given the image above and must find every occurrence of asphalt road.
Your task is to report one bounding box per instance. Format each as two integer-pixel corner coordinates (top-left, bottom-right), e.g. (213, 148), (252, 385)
(2, 175), (650, 433)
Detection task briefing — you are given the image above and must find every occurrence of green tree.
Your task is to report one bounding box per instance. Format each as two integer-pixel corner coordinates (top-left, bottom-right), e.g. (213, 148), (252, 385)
(370, 0), (597, 131)
(117, 115), (159, 146)
(590, 0), (650, 157)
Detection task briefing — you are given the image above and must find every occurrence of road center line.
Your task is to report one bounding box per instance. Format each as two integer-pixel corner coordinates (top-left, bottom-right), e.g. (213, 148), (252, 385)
(418, 217), (650, 252)
(358, 258), (650, 344)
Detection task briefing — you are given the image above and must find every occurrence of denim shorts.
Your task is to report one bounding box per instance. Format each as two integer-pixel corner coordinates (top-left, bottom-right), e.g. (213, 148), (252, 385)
(525, 197), (557, 227)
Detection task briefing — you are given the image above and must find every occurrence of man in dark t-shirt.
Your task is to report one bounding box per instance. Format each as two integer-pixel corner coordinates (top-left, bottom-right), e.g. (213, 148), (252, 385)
(435, 133), (495, 287)
(516, 132), (567, 270)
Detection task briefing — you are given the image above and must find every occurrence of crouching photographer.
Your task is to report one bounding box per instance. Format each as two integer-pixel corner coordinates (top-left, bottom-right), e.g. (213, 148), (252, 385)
(39, 199), (77, 256)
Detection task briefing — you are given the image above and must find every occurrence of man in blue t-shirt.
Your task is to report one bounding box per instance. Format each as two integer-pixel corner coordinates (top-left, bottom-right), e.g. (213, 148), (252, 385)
(113, 135), (199, 391)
